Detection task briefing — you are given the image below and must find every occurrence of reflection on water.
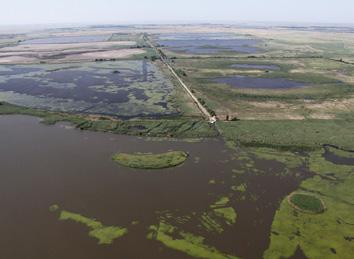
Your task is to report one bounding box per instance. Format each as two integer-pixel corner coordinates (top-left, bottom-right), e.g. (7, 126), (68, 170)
(157, 33), (261, 55)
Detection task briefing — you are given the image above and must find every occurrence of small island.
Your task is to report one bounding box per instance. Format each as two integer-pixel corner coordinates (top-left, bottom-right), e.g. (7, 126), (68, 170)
(288, 193), (326, 214)
(112, 151), (188, 169)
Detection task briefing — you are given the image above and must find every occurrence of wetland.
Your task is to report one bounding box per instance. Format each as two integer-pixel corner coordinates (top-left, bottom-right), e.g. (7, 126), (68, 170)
(1, 24), (354, 259)
(0, 115), (309, 259)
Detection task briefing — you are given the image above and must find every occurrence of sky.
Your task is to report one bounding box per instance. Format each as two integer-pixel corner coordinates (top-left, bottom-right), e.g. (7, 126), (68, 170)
(1, 0), (354, 25)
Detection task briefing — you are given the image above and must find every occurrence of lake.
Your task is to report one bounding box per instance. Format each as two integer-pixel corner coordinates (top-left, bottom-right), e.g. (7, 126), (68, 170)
(157, 33), (261, 55)
(0, 115), (308, 259)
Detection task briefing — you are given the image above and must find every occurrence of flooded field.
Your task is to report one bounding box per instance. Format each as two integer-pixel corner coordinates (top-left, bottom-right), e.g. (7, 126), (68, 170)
(20, 35), (111, 44)
(156, 33), (261, 55)
(0, 115), (308, 259)
(0, 61), (177, 117)
(212, 76), (304, 89)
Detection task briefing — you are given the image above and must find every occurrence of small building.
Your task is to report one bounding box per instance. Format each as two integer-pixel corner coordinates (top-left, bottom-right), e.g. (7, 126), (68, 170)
(209, 116), (217, 124)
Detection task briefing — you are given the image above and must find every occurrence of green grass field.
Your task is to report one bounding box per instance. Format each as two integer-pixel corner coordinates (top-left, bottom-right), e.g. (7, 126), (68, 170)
(218, 119), (354, 150)
(288, 193), (325, 213)
(264, 150), (354, 258)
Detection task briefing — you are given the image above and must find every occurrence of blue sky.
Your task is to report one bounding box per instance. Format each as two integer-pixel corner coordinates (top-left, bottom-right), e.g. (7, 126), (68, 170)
(1, 0), (354, 25)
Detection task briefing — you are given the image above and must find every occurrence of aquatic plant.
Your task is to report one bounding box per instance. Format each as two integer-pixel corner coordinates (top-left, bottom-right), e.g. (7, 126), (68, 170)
(50, 206), (128, 245)
(148, 222), (238, 259)
(112, 151), (188, 169)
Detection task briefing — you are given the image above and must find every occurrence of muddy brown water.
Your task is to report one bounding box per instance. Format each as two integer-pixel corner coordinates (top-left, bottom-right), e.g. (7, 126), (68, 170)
(0, 115), (308, 259)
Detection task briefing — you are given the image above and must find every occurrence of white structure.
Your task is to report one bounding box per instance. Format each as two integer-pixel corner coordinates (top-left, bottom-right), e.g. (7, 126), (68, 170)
(209, 116), (217, 124)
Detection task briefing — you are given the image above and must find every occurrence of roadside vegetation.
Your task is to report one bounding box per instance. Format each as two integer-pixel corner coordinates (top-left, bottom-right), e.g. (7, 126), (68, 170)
(112, 151), (188, 169)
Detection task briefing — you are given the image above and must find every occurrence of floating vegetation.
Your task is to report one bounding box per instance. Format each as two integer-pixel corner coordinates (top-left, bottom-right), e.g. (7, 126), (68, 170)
(198, 196), (237, 232)
(51, 206), (128, 245)
(200, 213), (224, 233)
(49, 204), (59, 212)
(112, 151), (188, 169)
(210, 197), (230, 209)
(210, 197), (237, 225)
(0, 61), (177, 117)
(148, 222), (238, 259)
(213, 207), (237, 225)
(251, 147), (304, 169)
(232, 184), (247, 193)
(209, 179), (216, 184)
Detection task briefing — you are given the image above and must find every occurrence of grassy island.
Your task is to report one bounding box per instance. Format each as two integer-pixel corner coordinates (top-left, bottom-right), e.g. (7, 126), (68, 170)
(112, 151), (188, 169)
(288, 193), (325, 214)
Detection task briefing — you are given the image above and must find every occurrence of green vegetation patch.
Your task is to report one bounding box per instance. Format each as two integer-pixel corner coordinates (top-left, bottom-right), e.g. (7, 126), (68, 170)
(213, 207), (237, 225)
(0, 102), (218, 139)
(288, 193), (325, 214)
(210, 197), (230, 208)
(200, 213), (224, 233)
(218, 120), (354, 151)
(148, 222), (238, 259)
(209, 196), (237, 225)
(232, 184), (247, 193)
(51, 207), (128, 245)
(112, 151), (188, 169)
(327, 146), (354, 159)
(251, 147), (304, 168)
(264, 151), (354, 258)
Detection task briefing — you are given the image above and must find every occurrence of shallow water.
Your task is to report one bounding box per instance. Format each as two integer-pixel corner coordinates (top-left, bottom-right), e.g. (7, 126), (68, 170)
(157, 33), (261, 55)
(0, 61), (175, 117)
(0, 115), (309, 259)
(323, 145), (354, 165)
(20, 35), (110, 45)
(212, 76), (304, 89)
